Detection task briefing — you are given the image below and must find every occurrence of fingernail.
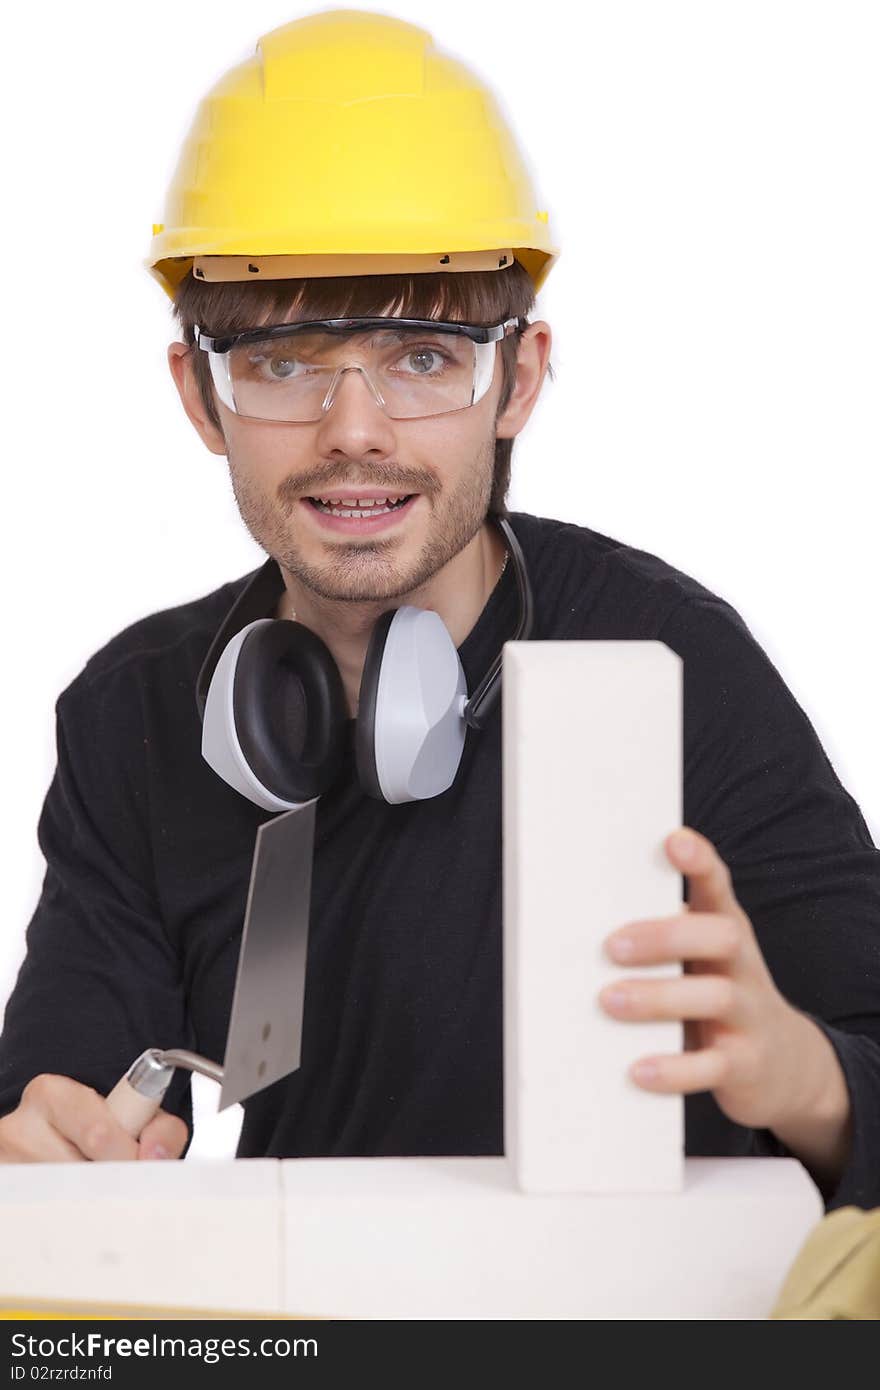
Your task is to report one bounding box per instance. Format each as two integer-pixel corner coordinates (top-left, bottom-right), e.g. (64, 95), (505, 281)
(608, 934), (635, 961)
(631, 1060), (658, 1083)
(672, 831), (695, 862)
(603, 988), (630, 1011)
(148, 1144), (170, 1160)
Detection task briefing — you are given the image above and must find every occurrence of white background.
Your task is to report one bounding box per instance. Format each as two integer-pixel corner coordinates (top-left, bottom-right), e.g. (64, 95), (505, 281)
(1, 0), (877, 1159)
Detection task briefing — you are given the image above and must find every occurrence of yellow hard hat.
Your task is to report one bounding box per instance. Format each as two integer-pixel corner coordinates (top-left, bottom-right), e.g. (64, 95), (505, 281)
(146, 9), (559, 300)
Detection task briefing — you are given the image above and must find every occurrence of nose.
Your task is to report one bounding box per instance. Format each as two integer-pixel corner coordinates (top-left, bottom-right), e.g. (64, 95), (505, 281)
(314, 364), (397, 458)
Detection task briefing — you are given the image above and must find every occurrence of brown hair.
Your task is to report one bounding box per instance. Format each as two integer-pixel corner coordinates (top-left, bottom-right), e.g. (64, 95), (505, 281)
(170, 260), (553, 517)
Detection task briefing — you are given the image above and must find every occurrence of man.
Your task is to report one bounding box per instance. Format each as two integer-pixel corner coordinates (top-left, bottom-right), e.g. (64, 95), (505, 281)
(1, 11), (878, 1214)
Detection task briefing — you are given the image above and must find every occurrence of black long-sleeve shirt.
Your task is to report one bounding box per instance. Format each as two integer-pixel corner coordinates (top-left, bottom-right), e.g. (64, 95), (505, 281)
(2, 510), (879, 1211)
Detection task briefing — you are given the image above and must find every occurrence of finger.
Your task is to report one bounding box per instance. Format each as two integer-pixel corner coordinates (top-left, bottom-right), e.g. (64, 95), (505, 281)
(0, 1107), (84, 1163)
(605, 911), (741, 966)
(21, 1074), (139, 1162)
(137, 1110), (189, 1161)
(665, 827), (740, 917)
(599, 973), (736, 1022)
(629, 1047), (729, 1093)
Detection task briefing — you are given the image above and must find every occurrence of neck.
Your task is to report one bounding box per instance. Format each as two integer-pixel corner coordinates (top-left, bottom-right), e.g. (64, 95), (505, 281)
(274, 519), (508, 718)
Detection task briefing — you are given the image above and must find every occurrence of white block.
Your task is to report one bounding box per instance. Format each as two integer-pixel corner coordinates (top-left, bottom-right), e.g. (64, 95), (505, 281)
(0, 1159), (281, 1316)
(0, 1155), (824, 1320)
(503, 641), (684, 1193)
(279, 1155), (822, 1320)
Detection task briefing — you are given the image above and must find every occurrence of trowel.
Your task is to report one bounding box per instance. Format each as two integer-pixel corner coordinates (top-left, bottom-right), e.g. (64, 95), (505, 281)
(105, 799), (316, 1140)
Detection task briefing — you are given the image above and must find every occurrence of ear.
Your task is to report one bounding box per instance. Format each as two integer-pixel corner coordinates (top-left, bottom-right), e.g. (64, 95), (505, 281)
(167, 341), (228, 456)
(495, 321), (553, 440)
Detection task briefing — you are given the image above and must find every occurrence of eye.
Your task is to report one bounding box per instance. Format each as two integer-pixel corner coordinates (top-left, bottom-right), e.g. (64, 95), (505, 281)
(397, 346), (452, 375)
(245, 351), (311, 381)
(267, 356), (299, 379)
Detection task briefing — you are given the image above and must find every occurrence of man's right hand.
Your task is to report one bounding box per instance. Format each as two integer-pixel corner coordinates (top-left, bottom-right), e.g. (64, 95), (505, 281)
(0, 1074), (188, 1162)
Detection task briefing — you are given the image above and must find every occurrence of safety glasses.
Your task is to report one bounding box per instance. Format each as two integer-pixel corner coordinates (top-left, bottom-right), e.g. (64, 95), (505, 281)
(193, 316), (525, 423)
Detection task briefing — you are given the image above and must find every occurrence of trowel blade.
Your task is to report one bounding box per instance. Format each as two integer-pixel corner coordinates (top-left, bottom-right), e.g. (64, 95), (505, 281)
(218, 799), (316, 1111)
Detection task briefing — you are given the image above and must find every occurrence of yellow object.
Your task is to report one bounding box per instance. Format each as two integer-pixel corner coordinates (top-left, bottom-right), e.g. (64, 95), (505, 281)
(769, 1205), (880, 1319)
(146, 9), (558, 299)
(0, 1295), (322, 1319)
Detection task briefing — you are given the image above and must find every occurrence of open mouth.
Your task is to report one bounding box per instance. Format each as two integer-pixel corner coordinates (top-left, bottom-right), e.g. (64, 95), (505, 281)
(306, 494), (416, 519)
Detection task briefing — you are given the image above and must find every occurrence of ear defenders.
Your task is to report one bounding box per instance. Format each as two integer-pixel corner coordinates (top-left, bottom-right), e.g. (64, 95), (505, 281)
(195, 514), (534, 811)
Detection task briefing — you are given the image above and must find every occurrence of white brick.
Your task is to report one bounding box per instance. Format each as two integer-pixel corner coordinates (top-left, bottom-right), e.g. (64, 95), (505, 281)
(503, 641), (684, 1192)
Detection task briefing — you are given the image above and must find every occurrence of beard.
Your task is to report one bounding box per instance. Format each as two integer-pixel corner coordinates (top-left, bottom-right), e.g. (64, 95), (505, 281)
(226, 431), (497, 605)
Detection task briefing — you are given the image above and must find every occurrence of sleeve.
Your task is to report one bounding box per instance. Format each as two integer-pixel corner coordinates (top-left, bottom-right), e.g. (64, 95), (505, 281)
(658, 595), (880, 1213)
(0, 669), (195, 1146)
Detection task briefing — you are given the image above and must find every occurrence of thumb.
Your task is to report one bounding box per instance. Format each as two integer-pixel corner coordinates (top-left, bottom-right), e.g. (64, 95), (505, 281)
(137, 1108), (189, 1161)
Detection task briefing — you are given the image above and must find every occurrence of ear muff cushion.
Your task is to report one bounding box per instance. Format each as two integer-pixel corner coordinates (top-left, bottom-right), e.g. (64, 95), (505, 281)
(355, 609), (396, 801)
(233, 621), (349, 802)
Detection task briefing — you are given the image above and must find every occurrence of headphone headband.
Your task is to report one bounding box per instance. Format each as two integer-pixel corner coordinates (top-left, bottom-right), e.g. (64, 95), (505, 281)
(463, 514), (533, 729)
(195, 512), (534, 728)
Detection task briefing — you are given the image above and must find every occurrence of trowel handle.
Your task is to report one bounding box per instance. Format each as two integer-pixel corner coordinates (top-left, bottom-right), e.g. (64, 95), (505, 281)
(105, 1048), (175, 1141)
(106, 1076), (163, 1139)
(105, 1046), (225, 1141)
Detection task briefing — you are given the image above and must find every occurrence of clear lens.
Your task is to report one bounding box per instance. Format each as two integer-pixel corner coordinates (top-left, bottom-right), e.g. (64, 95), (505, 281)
(209, 326), (496, 422)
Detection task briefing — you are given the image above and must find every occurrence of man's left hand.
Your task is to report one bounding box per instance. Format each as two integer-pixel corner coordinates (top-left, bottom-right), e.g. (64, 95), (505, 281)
(599, 827), (825, 1133)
